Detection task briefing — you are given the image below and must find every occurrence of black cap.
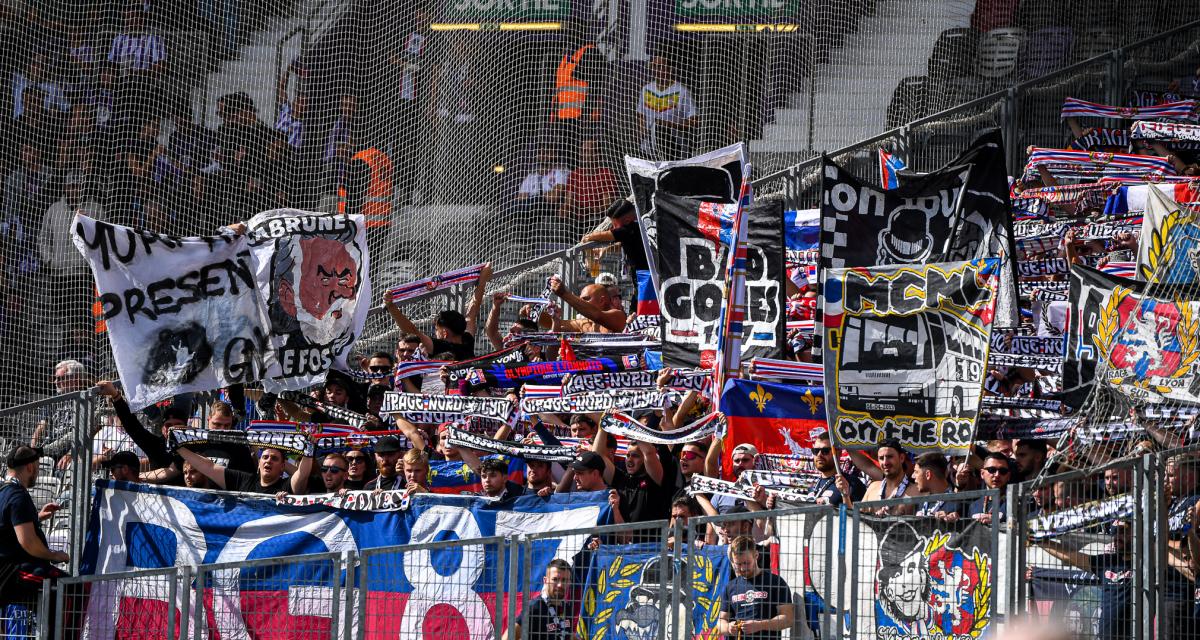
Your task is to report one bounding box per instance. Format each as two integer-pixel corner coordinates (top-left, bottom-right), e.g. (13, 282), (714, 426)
(161, 406), (190, 424)
(374, 435), (402, 454)
(570, 451), (605, 473)
(605, 198), (635, 219)
(6, 446), (43, 468)
(103, 450), (140, 469)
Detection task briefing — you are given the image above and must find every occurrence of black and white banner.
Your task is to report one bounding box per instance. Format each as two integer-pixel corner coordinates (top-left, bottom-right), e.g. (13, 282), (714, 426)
(823, 259), (999, 455)
(986, 353), (1063, 370)
(1130, 120), (1200, 142)
(687, 474), (815, 504)
(74, 211), (371, 410)
(980, 396), (1067, 413)
(381, 392), (514, 423)
(521, 389), (678, 415)
(821, 131), (1018, 328)
(599, 411), (724, 445)
(1026, 493), (1135, 540)
(279, 390), (370, 429)
(169, 428), (312, 457)
(444, 425), (576, 463)
(1060, 265), (1145, 408)
(654, 192), (785, 368)
(990, 333), (1065, 356)
(626, 143), (747, 291)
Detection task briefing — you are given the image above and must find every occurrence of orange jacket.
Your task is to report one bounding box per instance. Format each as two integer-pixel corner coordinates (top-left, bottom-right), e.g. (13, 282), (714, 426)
(554, 44), (594, 120)
(338, 147), (393, 227)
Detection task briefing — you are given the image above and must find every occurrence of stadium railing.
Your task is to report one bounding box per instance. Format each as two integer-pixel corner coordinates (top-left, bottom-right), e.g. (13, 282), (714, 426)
(38, 464), (1196, 638)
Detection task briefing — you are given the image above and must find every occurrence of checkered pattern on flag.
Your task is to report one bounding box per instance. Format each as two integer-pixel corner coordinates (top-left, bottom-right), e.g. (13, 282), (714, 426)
(712, 164), (753, 399)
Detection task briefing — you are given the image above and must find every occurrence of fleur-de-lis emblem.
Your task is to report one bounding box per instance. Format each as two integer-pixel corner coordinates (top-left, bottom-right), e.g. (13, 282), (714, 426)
(750, 384), (772, 413)
(802, 389), (823, 415)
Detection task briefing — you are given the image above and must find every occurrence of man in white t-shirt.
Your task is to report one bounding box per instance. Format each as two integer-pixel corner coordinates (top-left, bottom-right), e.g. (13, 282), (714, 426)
(518, 147), (570, 204)
(636, 56), (696, 160)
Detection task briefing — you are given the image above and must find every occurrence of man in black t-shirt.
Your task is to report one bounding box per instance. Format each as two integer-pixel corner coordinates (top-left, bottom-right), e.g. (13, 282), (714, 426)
(178, 446), (307, 495)
(618, 440), (668, 522)
(479, 456), (525, 500)
(504, 558), (573, 640)
(810, 433), (864, 507)
(0, 446), (69, 608)
(719, 535), (794, 639)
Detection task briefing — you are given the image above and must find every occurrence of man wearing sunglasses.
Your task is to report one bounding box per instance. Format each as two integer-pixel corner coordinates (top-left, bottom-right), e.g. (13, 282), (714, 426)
(810, 433), (864, 507)
(361, 351), (395, 389)
(969, 452), (1012, 524)
(318, 453), (350, 493)
(342, 450), (372, 489)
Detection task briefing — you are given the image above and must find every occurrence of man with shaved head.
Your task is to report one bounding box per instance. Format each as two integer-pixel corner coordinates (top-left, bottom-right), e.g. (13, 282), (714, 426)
(547, 275), (627, 333)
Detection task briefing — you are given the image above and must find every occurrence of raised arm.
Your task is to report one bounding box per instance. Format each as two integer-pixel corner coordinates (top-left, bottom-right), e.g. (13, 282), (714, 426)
(384, 298), (434, 355)
(550, 276), (626, 332)
(176, 446), (229, 490)
(290, 455), (315, 495)
(485, 292), (507, 350)
(637, 440), (664, 485)
(465, 263), (492, 338)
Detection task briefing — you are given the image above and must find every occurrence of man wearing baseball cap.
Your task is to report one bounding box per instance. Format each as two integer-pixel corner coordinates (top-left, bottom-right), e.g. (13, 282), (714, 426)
(366, 435), (404, 490)
(712, 443), (758, 513)
(102, 450), (141, 482)
(0, 446), (69, 614)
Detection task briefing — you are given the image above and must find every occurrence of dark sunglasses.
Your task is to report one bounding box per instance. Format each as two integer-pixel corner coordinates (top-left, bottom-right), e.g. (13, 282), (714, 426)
(811, 447), (832, 455)
(345, 456), (366, 463)
(321, 465), (346, 474)
(982, 467), (1010, 475)
(368, 365), (392, 373)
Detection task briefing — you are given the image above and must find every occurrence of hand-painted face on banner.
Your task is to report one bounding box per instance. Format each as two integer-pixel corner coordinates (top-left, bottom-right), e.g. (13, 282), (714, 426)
(278, 236), (361, 345)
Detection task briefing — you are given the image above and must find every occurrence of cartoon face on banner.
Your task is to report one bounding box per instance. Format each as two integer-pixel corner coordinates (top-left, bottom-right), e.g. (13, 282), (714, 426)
(268, 225), (363, 348)
(576, 545), (728, 640)
(246, 209), (372, 390)
(873, 522), (990, 640)
(1095, 286), (1200, 402)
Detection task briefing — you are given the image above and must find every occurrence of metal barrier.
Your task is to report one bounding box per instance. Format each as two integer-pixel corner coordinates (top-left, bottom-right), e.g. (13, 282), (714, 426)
(35, 461), (1200, 639)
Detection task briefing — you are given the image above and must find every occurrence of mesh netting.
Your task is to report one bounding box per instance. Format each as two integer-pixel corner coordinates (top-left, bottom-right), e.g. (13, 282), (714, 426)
(2, 0), (1196, 413)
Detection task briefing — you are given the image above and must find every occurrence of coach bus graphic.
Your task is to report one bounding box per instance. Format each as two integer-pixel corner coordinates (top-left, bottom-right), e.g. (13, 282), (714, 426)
(830, 311), (985, 419)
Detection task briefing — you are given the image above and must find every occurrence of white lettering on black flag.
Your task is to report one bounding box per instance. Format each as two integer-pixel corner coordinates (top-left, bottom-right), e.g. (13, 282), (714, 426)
(246, 209), (372, 393)
(654, 192), (784, 368)
(73, 216), (272, 410)
(823, 259), (999, 455)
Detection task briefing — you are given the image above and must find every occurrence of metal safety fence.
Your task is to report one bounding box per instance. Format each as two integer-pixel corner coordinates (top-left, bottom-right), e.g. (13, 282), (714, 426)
(36, 447), (1200, 640)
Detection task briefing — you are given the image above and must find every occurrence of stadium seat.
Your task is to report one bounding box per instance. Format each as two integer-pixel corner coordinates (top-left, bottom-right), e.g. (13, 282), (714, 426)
(927, 27), (981, 82)
(886, 75), (928, 129)
(1020, 27), (1074, 80)
(977, 28), (1025, 82)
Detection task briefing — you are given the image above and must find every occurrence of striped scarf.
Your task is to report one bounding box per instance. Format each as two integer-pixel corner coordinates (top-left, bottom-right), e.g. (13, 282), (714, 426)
(1061, 96), (1197, 120)
(747, 357), (823, 382)
(393, 360), (450, 382)
(387, 263), (485, 303)
(520, 388), (678, 415)
(311, 430), (412, 456)
(170, 428), (313, 458)
(444, 425), (576, 463)
(599, 410), (724, 445)
(1025, 148), (1176, 180)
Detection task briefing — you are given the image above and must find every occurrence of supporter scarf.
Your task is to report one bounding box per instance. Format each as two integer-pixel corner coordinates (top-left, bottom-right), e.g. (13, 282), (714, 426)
(278, 391), (370, 429)
(1017, 257), (1073, 277)
(1014, 217), (1141, 242)
(1069, 127), (1131, 151)
(387, 263), (485, 303)
(1131, 120), (1200, 142)
(247, 420), (320, 434)
(624, 314), (661, 334)
(310, 430), (410, 456)
(599, 410), (723, 445)
(1031, 288), (1069, 303)
(746, 357), (823, 381)
(278, 490), (410, 511)
(742, 469), (823, 491)
(559, 369), (709, 396)
(754, 453), (815, 473)
(380, 392), (514, 423)
(1060, 96), (1198, 120)
(444, 343), (527, 388)
(340, 367), (392, 381)
(1019, 280), (1069, 297)
(521, 389), (678, 415)
(1026, 493), (1135, 540)
(989, 334), (1064, 356)
(979, 396), (1066, 413)
(1015, 182), (1116, 204)
(393, 360), (450, 382)
(986, 353), (1063, 370)
(687, 474), (813, 504)
(170, 428), (312, 457)
(522, 384), (563, 398)
(1024, 148), (1176, 179)
(519, 333), (660, 350)
(444, 425), (576, 463)
(972, 417), (1143, 441)
(462, 355), (644, 391)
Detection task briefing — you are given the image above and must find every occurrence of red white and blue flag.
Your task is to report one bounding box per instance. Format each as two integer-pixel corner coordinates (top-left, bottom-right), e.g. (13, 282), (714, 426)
(878, 148), (906, 190)
(712, 164), (754, 400)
